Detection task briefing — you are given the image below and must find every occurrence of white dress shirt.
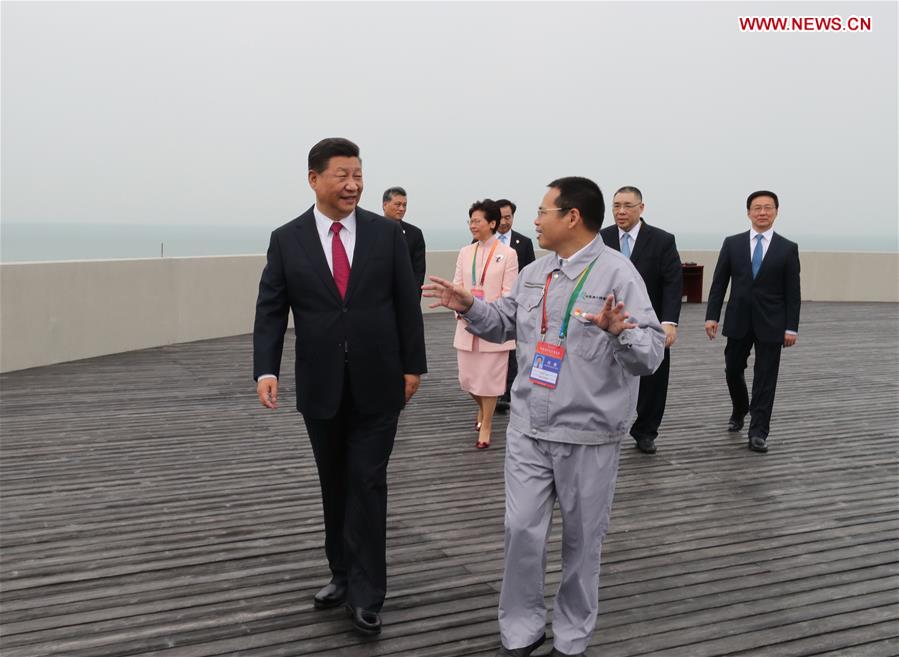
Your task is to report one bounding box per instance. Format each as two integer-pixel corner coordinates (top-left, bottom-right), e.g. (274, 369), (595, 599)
(558, 236), (598, 269)
(314, 205), (357, 270)
(749, 226), (774, 261)
(617, 220), (642, 250)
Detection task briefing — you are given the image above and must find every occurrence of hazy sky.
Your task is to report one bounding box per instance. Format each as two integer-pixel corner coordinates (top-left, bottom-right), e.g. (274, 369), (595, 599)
(2, 1), (897, 251)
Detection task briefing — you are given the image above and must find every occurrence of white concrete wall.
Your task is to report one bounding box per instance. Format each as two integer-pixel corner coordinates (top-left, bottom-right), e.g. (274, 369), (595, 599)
(677, 250), (899, 305)
(1, 250), (896, 372)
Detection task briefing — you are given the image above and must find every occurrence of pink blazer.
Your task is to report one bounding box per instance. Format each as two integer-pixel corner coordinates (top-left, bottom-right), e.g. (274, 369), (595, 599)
(452, 238), (518, 352)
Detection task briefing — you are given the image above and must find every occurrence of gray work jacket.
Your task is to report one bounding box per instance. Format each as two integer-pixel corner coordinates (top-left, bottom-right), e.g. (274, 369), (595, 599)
(462, 236), (665, 445)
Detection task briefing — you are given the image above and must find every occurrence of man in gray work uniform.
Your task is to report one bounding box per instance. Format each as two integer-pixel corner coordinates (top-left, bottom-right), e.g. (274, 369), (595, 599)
(424, 177), (665, 657)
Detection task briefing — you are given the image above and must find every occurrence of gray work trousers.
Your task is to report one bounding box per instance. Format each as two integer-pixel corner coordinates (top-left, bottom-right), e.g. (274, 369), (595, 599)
(498, 429), (621, 655)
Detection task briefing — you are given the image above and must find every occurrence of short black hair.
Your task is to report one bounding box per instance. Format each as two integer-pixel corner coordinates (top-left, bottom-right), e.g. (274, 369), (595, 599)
(383, 187), (407, 203)
(468, 198), (501, 233)
(547, 177), (605, 232)
(747, 190), (779, 210)
(308, 138), (360, 173)
(495, 199), (517, 214)
(614, 186), (643, 202)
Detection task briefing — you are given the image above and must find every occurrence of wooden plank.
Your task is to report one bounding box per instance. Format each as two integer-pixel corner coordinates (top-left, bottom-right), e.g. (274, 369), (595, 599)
(1, 302), (897, 657)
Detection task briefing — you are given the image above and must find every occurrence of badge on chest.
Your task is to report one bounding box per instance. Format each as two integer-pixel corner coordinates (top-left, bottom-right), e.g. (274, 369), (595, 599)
(529, 257), (598, 391)
(529, 341), (566, 389)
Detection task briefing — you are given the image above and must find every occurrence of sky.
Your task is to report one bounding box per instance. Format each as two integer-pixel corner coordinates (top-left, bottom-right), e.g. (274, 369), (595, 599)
(2, 1), (897, 252)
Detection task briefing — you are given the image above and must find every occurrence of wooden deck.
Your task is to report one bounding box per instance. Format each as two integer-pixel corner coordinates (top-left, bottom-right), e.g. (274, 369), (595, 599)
(1, 302), (897, 657)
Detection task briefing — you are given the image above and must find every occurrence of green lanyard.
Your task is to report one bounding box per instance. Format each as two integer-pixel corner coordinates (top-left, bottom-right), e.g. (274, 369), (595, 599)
(471, 240), (500, 288)
(541, 258), (598, 342)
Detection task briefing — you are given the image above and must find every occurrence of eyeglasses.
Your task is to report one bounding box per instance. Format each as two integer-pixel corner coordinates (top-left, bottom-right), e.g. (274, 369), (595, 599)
(750, 205), (776, 212)
(536, 207), (569, 217)
(612, 203), (642, 210)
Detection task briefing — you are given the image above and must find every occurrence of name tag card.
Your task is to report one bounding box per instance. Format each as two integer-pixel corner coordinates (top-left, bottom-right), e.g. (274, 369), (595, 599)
(529, 341), (565, 389)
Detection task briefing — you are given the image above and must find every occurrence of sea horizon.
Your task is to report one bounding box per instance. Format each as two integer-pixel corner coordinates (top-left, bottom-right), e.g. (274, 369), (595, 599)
(1, 222), (896, 263)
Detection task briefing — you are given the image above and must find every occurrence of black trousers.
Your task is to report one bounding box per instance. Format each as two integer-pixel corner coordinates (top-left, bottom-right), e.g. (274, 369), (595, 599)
(302, 370), (400, 612)
(724, 331), (783, 439)
(630, 347), (671, 442)
(503, 349), (518, 399)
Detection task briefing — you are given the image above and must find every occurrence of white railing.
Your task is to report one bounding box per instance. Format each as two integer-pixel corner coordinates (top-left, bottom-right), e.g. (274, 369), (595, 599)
(1, 250), (896, 372)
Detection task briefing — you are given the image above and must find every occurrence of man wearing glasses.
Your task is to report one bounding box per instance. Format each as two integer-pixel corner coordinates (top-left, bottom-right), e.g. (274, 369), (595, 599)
(600, 186), (682, 454)
(705, 190), (800, 453)
(424, 177), (665, 657)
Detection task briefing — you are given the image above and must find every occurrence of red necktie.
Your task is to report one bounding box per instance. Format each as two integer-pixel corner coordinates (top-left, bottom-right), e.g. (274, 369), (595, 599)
(330, 222), (351, 299)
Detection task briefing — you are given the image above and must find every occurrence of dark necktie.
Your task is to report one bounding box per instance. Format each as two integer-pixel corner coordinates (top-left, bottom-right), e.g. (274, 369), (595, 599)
(330, 222), (351, 298)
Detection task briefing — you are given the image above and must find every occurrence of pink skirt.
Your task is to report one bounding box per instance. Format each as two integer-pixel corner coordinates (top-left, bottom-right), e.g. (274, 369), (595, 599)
(457, 337), (509, 396)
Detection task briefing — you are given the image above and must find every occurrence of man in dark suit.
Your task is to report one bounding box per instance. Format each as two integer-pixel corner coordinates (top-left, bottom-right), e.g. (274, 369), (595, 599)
(382, 186), (426, 297)
(494, 199), (535, 411)
(601, 186), (682, 454)
(253, 138), (427, 636)
(705, 190), (801, 453)
(495, 199), (537, 270)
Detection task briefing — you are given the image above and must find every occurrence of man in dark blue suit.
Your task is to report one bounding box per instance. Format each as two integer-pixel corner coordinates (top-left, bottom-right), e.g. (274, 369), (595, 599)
(705, 190), (801, 453)
(601, 187), (682, 454)
(253, 138), (427, 635)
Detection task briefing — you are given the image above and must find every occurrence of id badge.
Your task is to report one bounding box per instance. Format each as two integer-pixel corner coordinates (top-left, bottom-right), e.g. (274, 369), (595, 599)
(471, 288), (485, 300)
(529, 341), (565, 389)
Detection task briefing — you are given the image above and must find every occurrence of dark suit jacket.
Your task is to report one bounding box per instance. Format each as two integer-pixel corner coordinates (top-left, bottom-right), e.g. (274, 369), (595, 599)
(399, 220), (426, 291)
(601, 219), (683, 323)
(253, 206), (427, 419)
(705, 231), (801, 343)
(507, 230), (536, 271)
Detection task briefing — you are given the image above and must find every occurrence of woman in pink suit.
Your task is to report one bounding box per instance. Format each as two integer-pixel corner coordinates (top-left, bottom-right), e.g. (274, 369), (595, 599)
(453, 199), (519, 449)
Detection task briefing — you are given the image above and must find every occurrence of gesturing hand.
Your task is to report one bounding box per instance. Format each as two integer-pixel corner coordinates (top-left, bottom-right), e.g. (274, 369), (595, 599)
(582, 295), (638, 336)
(422, 276), (475, 313)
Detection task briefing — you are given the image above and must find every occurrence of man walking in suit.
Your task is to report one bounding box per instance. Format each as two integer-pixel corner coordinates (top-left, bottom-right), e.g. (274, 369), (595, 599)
(600, 187), (682, 454)
(253, 138), (427, 635)
(383, 186), (427, 297)
(705, 190), (801, 453)
(494, 199), (536, 412)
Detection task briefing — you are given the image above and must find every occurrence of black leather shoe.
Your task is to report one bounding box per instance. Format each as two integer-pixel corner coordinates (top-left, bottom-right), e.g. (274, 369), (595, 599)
(346, 605), (381, 636)
(313, 580), (347, 609)
(549, 649), (587, 657)
(496, 633), (546, 656)
(635, 437), (657, 454)
(748, 435), (768, 453)
(727, 415), (746, 432)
